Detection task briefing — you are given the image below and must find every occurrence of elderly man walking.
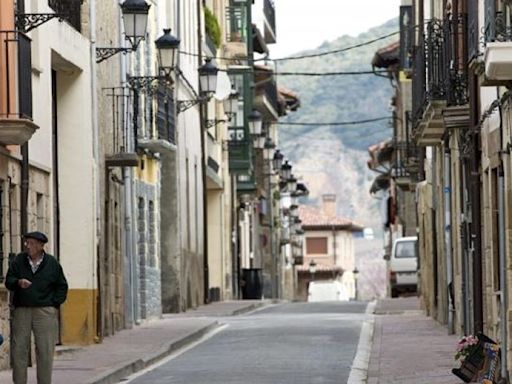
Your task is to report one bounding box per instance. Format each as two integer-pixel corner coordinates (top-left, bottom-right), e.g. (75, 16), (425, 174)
(5, 231), (68, 384)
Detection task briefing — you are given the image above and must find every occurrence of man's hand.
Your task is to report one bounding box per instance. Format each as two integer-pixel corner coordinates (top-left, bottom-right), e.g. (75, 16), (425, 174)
(17, 279), (32, 289)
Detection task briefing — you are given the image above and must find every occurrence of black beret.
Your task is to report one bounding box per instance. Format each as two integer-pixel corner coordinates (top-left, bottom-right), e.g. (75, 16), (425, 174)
(24, 231), (48, 244)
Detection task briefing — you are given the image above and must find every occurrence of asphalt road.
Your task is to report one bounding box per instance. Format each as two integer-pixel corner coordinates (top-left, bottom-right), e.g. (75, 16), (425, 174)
(123, 301), (368, 384)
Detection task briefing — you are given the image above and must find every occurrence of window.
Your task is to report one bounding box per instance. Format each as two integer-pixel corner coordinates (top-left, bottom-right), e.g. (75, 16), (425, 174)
(306, 237), (328, 254)
(395, 241), (417, 259)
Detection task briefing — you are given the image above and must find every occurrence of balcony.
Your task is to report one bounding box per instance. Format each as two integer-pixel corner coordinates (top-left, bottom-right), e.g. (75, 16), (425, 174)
(412, 16), (469, 146)
(0, 31), (38, 146)
(483, 5), (512, 83)
(263, 0), (276, 44)
(48, 0), (82, 32)
(137, 86), (177, 154)
(392, 140), (419, 190)
(104, 88), (138, 167)
(254, 67), (278, 121)
(206, 133), (223, 190)
(224, 5), (248, 60)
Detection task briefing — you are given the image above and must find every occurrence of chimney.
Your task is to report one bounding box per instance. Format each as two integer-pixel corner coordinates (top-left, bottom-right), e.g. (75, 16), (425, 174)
(321, 194), (337, 217)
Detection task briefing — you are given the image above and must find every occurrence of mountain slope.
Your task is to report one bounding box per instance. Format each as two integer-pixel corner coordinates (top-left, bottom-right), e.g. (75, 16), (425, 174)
(276, 19), (398, 229)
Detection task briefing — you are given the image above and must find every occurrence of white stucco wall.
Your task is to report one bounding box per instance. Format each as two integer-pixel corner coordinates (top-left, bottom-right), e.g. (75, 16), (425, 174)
(28, 6), (96, 290)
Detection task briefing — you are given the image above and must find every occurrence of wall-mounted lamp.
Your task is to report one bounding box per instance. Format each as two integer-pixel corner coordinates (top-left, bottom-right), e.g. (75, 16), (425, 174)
(177, 58), (219, 113)
(155, 28), (181, 76)
(96, 0), (151, 63)
(248, 109), (262, 136)
(263, 137), (276, 161)
(127, 28), (180, 90)
(280, 160), (292, 180)
(223, 89), (239, 117)
(273, 149), (284, 171)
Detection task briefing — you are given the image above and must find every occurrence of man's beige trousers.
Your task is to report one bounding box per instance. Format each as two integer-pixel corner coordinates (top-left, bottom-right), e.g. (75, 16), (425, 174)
(12, 307), (58, 384)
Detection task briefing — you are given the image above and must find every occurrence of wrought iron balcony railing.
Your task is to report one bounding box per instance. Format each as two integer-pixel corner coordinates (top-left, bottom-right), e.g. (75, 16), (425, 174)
(155, 86), (176, 144)
(0, 31), (32, 120)
(444, 14), (469, 106)
(468, 0), (479, 61)
(263, 0), (276, 43)
(226, 5), (248, 44)
(411, 16), (469, 127)
(48, 0), (82, 32)
(483, 0), (512, 44)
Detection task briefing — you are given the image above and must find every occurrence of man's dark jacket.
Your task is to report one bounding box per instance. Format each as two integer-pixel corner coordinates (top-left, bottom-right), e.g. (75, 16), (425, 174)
(5, 253), (68, 308)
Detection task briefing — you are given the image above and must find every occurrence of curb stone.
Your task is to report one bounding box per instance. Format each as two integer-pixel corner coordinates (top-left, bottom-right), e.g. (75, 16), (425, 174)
(347, 300), (377, 384)
(85, 321), (220, 384)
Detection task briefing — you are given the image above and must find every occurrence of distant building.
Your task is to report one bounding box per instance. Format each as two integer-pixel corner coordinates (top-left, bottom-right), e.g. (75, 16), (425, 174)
(296, 194), (363, 301)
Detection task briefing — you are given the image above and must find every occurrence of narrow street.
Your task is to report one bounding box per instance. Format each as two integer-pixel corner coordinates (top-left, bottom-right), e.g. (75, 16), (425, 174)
(123, 302), (368, 384)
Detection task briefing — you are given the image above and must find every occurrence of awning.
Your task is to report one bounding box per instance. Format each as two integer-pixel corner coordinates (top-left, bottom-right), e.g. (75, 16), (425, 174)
(370, 173), (390, 194)
(371, 41), (400, 69)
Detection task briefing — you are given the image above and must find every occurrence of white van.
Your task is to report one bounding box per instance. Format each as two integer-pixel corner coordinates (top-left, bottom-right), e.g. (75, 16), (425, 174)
(308, 281), (349, 302)
(389, 236), (418, 297)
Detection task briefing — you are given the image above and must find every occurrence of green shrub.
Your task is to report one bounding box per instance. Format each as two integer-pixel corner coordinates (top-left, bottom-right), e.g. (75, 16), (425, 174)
(204, 7), (221, 49)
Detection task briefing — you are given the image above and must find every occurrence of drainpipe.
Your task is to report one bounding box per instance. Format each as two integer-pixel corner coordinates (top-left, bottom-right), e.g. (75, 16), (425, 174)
(498, 90), (508, 380)
(109, 2), (136, 326)
(197, 0), (209, 304)
(498, 165), (508, 380)
(444, 145), (454, 334)
(89, 0), (104, 339)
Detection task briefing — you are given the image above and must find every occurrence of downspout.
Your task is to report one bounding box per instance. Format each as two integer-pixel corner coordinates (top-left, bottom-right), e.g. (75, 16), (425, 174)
(497, 90), (508, 380)
(498, 165), (508, 379)
(197, 0), (209, 303)
(116, 3), (136, 326)
(89, 0), (103, 338)
(444, 142), (454, 334)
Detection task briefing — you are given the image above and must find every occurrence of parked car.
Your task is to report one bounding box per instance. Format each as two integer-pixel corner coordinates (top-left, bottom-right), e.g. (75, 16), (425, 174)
(389, 236), (418, 297)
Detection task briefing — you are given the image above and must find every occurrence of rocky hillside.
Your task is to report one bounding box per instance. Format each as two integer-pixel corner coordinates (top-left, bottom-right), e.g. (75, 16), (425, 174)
(276, 18), (398, 231)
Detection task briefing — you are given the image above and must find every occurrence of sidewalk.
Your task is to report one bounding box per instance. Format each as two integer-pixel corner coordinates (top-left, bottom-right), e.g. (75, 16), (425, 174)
(0, 300), (266, 384)
(367, 297), (460, 384)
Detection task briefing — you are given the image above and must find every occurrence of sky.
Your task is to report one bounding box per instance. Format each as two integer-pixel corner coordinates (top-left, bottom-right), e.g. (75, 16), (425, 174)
(270, 0), (401, 59)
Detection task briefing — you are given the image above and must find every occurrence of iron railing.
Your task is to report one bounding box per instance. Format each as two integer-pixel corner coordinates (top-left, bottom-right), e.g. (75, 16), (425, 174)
(48, 0), (82, 32)
(104, 87), (131, 155)
(263, 0), (276, 43)
(445, 14), (469, 106)
(156, 86), (176, 144)
(468, 1), (479, 61)
(226, 5), (248, 44)
(411, 41), (426, 128)
(484, 5), (512, 44)
(0, 31), (32, 120)
(412, 16), (469, 127)
(425, 19), (446, 101)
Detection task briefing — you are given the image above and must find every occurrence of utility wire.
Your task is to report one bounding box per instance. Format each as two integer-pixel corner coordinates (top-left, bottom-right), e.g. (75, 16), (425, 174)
(277, 116), (392, 126)
(256, 70), (388, 76)
(177, 29), (400, 63)
(273, 30), (400, 62)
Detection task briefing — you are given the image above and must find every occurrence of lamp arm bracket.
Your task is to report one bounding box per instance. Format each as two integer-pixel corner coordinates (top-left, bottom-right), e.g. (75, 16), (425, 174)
(96, 47), (133, 63)
(16, 12), (69, 32)
(127, 76), (173, 93)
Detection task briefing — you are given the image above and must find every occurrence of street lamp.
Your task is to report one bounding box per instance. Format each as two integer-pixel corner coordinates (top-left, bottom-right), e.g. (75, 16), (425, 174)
(224, 89), (239, 117)
(263, 137), (276, 161)
(309, 259), (317, 281)
(280, 160), (292, 180)
(198, 58), (219, 95)
(155, 29), (181, 76)
(248, 109), (263, 136)
(273, 149), (284, 171)
(121, 0), (151, 49)
(287, 175), (297, 193)
(253, 134), (265, 149)
(353, 267), (360, 300)
(96, 0), (151, 63)
(177, 59), (220, 113)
